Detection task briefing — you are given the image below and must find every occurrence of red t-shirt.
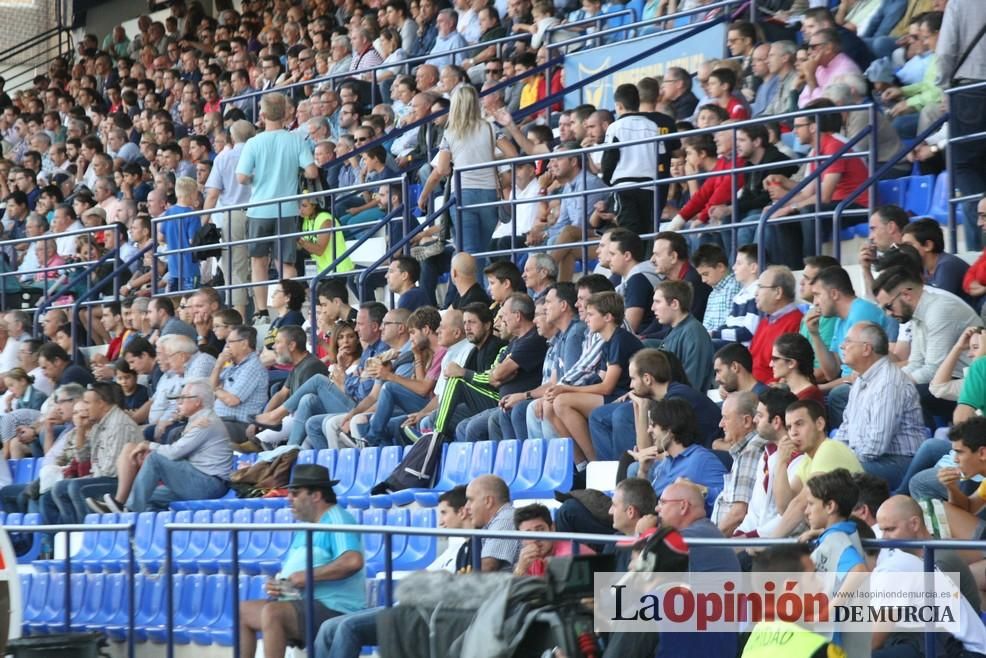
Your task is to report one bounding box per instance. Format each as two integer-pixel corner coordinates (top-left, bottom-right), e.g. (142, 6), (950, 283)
(724, 95), (749, 121)
(810, 134), (869, 207)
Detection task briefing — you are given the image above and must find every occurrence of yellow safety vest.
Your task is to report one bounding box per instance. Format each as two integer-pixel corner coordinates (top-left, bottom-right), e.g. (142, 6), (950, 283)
(742, 620), (846, 658)
(301, 211), (354, 275)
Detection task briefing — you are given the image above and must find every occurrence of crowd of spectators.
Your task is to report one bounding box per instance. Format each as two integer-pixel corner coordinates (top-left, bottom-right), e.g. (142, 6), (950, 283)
(1, 0), (986, 655)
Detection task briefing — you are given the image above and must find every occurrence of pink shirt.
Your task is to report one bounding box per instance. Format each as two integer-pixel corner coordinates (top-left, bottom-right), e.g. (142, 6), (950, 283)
(799, 52), (861, 107)
(426, 347), (447, 381)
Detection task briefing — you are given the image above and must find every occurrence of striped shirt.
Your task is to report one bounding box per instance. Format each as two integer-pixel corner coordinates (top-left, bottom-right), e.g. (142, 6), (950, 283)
(711, 280), (759, 345)
(90, 406), (141, 478)
(712, 431), (768, 527)
(481, 503), (520, 566)
(559, 330), (605, 387)
(349, 46), (384, 72)
(703, 273), (742, 333)
(834, 356), (925, 459)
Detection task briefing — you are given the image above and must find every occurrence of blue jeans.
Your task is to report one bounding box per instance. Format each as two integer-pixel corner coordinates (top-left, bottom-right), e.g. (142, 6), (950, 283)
(455, 406), (498, 442)
(455, 188), (498, 272)
(283, 375), (355, 446)
(949, 85), (986, 251)
(365, 382), (429, 445)
(526, 400), (558, 440)
(127, 452), (228, 512)
(47, 476), (117, 525)
(589, 401), (637, 461)
(860, 454), (912, 492)
(894, 438), (950, 496)
(314, 606), (381, 658)
(503, 399), (532, 441)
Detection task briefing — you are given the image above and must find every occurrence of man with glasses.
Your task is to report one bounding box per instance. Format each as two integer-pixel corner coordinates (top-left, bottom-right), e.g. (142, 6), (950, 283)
(661, 67), (698, 120)
(873, 265), (982, 427)
(210, 325), (268, 446)
(92, 378), (232, 513)
(798, 27), (861, 106)
(831, 321), (924, 491)
(750, 265), (803, 384)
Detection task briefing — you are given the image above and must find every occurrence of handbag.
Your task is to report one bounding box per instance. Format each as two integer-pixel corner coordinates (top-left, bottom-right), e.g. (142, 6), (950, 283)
(191, 222), (223, 262)
(410, 237), (446, 262)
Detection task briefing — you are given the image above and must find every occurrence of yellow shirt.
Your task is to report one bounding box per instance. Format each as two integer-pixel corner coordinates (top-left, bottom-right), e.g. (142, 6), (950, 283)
(796, 439), (863, 484)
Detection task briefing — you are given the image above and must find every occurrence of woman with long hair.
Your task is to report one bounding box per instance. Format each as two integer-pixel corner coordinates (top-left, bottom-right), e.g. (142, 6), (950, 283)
(417, 85), (499, 268)
(771, 333), (824, 404)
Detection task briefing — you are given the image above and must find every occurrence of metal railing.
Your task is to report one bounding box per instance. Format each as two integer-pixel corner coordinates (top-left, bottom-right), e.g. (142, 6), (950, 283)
(944, 80), (986, 253)
(8, 518), (978, 658)
(0, 26), (73, 92)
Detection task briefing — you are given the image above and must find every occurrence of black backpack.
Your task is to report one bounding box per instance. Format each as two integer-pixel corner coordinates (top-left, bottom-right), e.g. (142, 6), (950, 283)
(372, 433), (448, 494)
(192, 222), (223, 262)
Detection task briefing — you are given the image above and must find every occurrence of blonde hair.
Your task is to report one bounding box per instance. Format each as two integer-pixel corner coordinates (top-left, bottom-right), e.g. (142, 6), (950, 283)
(175, 176), (198, 200)
(260, 92), (289, 123)
(446, 85), (484, 141)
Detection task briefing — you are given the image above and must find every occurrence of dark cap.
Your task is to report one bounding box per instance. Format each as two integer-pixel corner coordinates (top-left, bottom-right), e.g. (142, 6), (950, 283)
(554, 489), (614, 527)
(286, 464), (339, 490)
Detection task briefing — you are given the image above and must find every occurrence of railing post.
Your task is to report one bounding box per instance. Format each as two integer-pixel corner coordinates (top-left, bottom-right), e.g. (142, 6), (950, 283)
(305, 529), (316, 653)
(383, 533), (394, 607)
(166, 525), (174, 658)
(232, 528), (241, 658)
(127, 521), (136, 658)
(453, 171), (463, 253)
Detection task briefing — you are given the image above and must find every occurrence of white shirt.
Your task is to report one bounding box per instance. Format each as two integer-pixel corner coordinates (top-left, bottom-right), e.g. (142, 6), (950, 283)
(491, 178), (539, 239)
(736, 447), (805, 537)
(56, 220), (84, 257)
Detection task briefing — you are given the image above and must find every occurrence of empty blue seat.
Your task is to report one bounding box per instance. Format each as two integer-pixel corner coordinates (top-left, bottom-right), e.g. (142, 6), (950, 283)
(877, 178), (907, 207)
(237, 507), (275, 574)
(148, 573), (203, 644)
(257, 506), (295, 575)
(492, 439), (520, 489)
(332, 448), (359, 496)
(36, 514), (101, 572)
(21, 572), (47, 632)
(70, 572), (106, 632)
(519, 438), (574, 498)
(349, 445), (402, 509)
(27, 573), (85, 635)
(316, 448), (337, 474)
(368, 508), (410, 573)
(188, 574), (233, 645)
(175, 509), (224, 572)
(196, 509), (247, 573)
(395, 508), (437, 571)
(337, 447), (380, 503)
(296, 449), (316, 466)
(904, 174), (935, 216)
(105, 573), (165, 641)
(361, 508), (386, 571)
(509, 439), (546, 496)
(13, 512), (42, 563)
(85, 572), (134, 634)
(12, 458), (37, 484)
(81, 512), (136, 572)
(209, 575), (266, 646)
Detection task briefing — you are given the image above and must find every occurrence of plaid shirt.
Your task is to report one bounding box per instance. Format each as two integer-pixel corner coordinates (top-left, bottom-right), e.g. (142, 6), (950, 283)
(712, 431), (768, 526)
(559, 330), (605, 387)
(703, 273), (742, 333)
(215, 352), (269, 423)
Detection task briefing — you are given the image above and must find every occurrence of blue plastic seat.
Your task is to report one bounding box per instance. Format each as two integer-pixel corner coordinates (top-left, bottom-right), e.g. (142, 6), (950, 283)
(139, 510), (186, 571)
(349, 445), (402, 509)
(196, 508), (246, 573)
(877, 178), (907, 207)
(81, 512), (136, 572)
(412, 441), (481, 507)
(69, 572), (105, 632)
(85, 572), (135, 634)
(296, 449), (316, 466)
(147, 573), (204, 644)
(102, 511), (156, 571)
(492, 439), (520, 489)
(208, 575), (264, 646)
(21, 572), (47, 632)
(187, 574), (233, 645)
(904, 174), (935, 216)
(361, 508), (386, 571)
(337, 446), (380, 504)
(316, 448), (337, 474)
(27, 573), (85, 635)
(41, 513), (117, 573)
(519, 438), (574, 498)
(257, 506), (296, 575)
(105, 573), (165, 641)
(332, 448), (359, 497)
(12, 458), (37, 484)
(236, 507), (275, 574)
(13, 512), (42, 563)
(368, 508), (410, 573)
(508, 439), (546, 496)
(175, 509), (224, 571)
(395, 508), (437, 571)
(399, 443), (472, 508)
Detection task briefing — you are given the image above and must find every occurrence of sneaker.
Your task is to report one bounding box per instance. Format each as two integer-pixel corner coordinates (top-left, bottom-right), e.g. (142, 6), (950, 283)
(85, 497), (112, 514)
(102, 494), (125, 514)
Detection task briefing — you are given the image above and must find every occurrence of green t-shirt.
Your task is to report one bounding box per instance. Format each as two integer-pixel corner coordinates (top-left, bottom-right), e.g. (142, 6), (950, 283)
(958, 356), (986, 412)
(800, 314), (837, 369)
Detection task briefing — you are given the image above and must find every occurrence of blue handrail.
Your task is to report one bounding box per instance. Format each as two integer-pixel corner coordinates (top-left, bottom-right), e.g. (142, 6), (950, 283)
(754, 127), (872, 271)
(832, 114), (949, 260)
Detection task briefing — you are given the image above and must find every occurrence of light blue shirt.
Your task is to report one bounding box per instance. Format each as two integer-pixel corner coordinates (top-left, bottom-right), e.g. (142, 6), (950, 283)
(236, 129), (314, 219)
(206, 142), (252, 208)
(830, 297), (888, 376)
(281, 506), (366, 613)
(426, 30), (467, 68)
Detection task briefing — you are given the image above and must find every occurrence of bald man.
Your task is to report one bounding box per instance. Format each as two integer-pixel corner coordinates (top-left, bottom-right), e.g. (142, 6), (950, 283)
(873, 495), (986, 655)
(875, 495), (981, 611)
(450, 252), (491, 309)
(463, 475), (519, 571)
(649, 480), (741, 573)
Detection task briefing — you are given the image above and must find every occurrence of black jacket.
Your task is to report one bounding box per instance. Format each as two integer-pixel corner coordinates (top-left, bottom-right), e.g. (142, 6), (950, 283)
(736, 144), (800, 216)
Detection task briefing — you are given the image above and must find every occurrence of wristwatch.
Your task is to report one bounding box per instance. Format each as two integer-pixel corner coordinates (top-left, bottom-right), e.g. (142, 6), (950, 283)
(929, 144), (940, 155)
(525, 391), (533, 400)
